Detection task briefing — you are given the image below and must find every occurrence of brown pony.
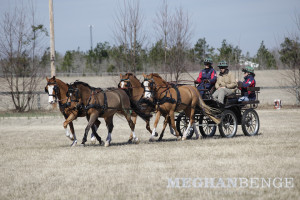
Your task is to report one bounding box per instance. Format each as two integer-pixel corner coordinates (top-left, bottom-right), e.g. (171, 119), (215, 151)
(119, 73), (174, 141)
(142, 73), (220, 141)
(67, 81), (142, 147)
(45, 76), (101, 146)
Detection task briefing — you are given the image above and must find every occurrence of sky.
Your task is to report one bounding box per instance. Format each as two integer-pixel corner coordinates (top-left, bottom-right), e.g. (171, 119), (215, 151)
(1, 0), (300, 57)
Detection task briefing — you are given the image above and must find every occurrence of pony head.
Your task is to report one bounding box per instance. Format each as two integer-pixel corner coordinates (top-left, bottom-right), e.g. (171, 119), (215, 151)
(45, 76), (58, 104)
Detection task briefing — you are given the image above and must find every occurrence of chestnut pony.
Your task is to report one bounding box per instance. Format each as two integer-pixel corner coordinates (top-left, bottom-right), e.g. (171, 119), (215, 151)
(67, 81), (148, 147)
(119, 73), (175, 141)
(45, 76), (101, 146)
(142, 73), (221, 141)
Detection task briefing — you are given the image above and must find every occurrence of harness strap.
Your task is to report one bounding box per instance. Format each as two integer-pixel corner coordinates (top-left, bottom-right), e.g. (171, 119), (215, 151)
(85, 89), (108, 117)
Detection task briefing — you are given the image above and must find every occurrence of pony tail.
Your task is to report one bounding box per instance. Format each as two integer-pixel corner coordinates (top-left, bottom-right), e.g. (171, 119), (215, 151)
(198, 97), (221, 124)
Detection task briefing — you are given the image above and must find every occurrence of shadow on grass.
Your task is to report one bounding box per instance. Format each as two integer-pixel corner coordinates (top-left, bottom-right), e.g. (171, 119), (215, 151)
(58, 132), (263, 148)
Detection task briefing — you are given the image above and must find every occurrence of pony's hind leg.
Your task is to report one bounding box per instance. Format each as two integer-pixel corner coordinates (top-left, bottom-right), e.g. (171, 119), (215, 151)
(125, 112), (139, 144)
(104, 116), (114, 147)
(128, 114), (137, 143)
(82, 112), (98, 146)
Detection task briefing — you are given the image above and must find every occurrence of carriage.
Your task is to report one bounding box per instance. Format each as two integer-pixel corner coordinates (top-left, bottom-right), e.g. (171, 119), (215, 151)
(175, 86), (261, 139)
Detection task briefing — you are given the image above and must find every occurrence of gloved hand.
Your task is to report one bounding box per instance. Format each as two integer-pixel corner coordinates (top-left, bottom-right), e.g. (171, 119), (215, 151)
(203, 79), (210, 84)
(194, 80), (198, 84)
(237, 81), (243, 88)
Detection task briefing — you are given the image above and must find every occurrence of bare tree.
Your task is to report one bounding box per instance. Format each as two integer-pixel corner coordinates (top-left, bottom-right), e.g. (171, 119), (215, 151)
(113, 0), (146, 73)
(0, 1), (47, 111)
(154, 0), (170, 72)
(279, 12), (300, 104)
(167, 6), (192, 81)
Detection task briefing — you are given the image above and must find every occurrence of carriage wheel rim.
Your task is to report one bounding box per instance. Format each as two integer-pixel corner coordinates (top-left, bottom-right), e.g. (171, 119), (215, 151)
(222, 113), (237, 136)
(203, 116), (214, 134)
(244, 112), (259, 134)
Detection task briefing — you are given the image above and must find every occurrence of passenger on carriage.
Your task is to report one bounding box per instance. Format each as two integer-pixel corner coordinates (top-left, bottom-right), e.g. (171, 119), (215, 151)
(237, 66), (256, 102)
(212, 61), (237, 105)
(194, 58), (217, 97)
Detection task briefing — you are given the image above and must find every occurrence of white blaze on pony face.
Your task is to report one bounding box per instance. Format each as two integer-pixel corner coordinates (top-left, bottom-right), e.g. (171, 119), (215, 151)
(47, 85), (55, 104)
(120, 81), (125, 89)
(143, 81), (152, 98)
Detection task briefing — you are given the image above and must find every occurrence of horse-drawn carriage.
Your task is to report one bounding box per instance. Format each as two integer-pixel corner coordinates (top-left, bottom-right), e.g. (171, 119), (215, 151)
(45, 73), (260, 146)
(175, 86), (260, 139)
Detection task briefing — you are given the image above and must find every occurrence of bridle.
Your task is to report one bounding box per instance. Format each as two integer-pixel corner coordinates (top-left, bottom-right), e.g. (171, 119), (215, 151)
(66, 86), (80, 105)
(45, 81), (60, 102)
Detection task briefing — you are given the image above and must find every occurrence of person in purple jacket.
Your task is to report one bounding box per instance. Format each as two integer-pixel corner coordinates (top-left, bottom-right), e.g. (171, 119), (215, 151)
(237, 66), (256, 102)
(194, 58), (217, 97)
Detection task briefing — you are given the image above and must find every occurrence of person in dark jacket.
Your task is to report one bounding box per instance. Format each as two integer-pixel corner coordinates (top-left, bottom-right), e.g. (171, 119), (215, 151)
(237, 66), (256, 102)
(194, 58), (217, 97)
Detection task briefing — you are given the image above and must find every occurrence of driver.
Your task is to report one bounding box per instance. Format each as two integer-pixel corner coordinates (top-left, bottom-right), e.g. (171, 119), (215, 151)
(194, 58), (217, 97)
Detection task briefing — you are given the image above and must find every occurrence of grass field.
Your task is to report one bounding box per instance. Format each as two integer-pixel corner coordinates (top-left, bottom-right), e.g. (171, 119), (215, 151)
(0, 108), (299, 200)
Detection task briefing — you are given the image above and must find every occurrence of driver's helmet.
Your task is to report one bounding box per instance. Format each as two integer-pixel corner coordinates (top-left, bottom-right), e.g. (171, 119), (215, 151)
(242, 65), (254, 74)
(218, 60), (228, 68)
(204, 58), (213, 66)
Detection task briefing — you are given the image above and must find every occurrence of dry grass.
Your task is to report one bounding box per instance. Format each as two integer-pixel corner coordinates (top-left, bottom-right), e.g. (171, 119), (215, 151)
(0, 108), (299, 199)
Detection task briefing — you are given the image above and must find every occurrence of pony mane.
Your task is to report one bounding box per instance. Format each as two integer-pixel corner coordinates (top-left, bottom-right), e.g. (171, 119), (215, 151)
(125, 72), (138, 80)
(151, 73), (168, 85)
(71, 80), (100, 90)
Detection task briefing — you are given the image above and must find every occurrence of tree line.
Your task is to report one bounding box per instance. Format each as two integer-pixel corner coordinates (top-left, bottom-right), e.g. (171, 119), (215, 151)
(0, 0), (299, 111)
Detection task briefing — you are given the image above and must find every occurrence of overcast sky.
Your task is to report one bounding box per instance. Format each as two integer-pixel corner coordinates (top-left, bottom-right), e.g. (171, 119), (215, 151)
(1, 0), (300, 56)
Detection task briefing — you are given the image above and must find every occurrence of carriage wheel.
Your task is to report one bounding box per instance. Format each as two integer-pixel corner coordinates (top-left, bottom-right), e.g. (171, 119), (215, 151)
(175, 112), (194, 139)
(218, 110), (237, 138)
(242, 109), (260, 136)
(198, 115), (217, 137)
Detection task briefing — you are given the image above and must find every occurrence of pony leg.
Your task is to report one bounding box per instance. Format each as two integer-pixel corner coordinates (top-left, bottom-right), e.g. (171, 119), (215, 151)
(150, 110), (161, 141)
(169, 110), (181, 141)
(193, 122), (199, 140)
(146, 120), (156, 136)
(128, 114), (137, 142)
(104, 116), (114, 147)
(125, 112), (139, 144)
(88, 115), (101, 144)
(63, 113), (77, 146)
(81, 112), (98, 146)
(91, 124), (102, 145)
(158, 116), (169, 141)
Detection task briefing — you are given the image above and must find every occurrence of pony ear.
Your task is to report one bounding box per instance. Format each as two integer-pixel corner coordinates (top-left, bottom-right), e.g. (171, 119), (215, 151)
(53, 76), (56, 80)
(46, 77), (49, 82)
(143, 73), (146, 78)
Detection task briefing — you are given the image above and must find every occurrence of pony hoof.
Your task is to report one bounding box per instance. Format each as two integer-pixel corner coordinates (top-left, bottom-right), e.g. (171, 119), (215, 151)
(195, 136), (199, 140)
(133, 138), (140, 144)
(128, 137), (133, 143)
(91, 136), (96, 144)
(158, 138), (162, 141)
(149, 137), (155, 142)
(181, 137), (186, 141)
(70, 140), (77, 147)
(155, 132), (158, 137)
(67, 135), (74, 141)
(105, 141), (110, 147)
